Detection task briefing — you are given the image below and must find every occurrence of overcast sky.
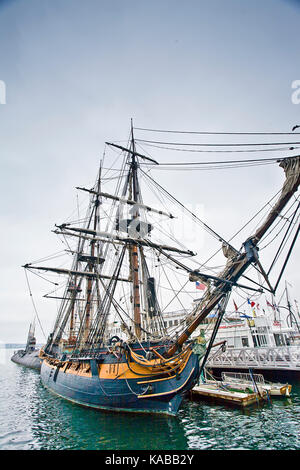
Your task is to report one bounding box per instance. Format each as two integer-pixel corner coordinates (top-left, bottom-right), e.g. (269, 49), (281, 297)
(0, 0), (299, 343)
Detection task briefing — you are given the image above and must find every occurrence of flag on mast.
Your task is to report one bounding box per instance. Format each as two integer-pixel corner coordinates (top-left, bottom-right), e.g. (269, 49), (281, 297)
(266, 300), (275, 310)
(195, 281), (206, 291)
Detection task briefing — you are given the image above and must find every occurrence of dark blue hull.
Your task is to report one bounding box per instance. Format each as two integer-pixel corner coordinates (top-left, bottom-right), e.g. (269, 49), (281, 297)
(40, 350), (199, 416)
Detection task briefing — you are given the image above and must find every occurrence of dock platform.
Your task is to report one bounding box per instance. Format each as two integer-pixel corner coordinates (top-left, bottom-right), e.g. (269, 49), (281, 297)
(190, 382), (267, 407)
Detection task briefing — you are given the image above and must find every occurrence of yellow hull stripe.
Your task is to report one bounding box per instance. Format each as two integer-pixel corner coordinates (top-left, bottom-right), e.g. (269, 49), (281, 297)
(137, 367), (195, 399)
(42, 348), (193, 381)
(137, 374), (177, 384)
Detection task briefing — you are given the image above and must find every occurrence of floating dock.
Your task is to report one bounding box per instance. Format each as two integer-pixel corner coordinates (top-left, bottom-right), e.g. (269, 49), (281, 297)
(190, 381), (267, 407)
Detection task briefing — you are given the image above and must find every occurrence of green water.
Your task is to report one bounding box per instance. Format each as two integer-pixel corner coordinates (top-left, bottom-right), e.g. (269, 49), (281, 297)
(1, 348), (299, 450)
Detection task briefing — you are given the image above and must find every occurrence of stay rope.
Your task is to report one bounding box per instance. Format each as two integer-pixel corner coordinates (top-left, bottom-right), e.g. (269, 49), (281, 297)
(24, 269), (47, 340)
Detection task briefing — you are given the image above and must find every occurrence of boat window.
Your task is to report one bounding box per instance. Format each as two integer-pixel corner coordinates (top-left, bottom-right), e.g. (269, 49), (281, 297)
(257, 326), (267, 334)
(242, 337), (249, 347)
(258, 335), (267, 346)
(274, 333), (285, 346)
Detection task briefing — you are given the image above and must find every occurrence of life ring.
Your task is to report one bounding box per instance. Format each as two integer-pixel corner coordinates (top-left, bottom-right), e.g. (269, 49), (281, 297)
(109, 336), (121, 345)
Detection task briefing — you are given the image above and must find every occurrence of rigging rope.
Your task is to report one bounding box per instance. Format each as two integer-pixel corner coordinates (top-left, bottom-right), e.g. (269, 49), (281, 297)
(267, 210), (300, 275)
(140, 162), (278, 172)
(24, 269), (47, 340)
(134, 126), (300, 136)
(137, 142), (300, 154)
(140, 167), (238, 252)
(141, 156), (285, 166)
(135, 138), (300, 147)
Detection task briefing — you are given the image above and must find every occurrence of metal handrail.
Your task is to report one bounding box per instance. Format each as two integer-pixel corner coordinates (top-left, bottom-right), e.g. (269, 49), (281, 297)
(207, 345), (300, 370)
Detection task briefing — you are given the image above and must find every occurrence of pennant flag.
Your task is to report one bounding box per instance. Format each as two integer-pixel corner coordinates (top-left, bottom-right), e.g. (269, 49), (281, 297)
(257, 303), (260, 310)
(233, 300), (238, 312)
(273, 320), (281, 326)
(250, 301), (255, 308)
(267, 300), (275, 310)
(247, 298), (251, 305)
(196, 281), (206, 291)
(240, 314), (252, 319)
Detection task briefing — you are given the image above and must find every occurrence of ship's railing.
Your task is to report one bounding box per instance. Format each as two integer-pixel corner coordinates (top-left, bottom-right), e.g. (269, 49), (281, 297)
(206, 345), (300, 370)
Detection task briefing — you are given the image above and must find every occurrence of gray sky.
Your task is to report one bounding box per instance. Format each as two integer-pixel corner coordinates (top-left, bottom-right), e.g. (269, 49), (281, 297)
(0, 0), (299, 342)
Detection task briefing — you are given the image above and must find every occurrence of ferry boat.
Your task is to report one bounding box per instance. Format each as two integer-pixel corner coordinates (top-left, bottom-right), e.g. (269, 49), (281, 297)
(205, 308), (300, 381)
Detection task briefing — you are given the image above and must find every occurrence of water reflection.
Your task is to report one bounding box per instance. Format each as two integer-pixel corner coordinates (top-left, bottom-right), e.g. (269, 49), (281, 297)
(1, 355), (300, 450)
(29, 386), (189, 450)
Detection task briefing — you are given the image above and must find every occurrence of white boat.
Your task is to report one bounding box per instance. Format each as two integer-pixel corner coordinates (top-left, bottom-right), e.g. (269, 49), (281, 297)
(161, 299), (300, 382)
(204, 310), (300, 381)
(221, 371), (292, 396)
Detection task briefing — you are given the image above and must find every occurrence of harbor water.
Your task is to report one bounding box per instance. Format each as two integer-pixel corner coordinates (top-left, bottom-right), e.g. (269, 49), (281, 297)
(1, 348), (300, 451)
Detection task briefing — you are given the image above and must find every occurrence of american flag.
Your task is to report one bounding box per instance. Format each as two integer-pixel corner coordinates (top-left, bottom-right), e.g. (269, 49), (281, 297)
(196, 281), (206, 291)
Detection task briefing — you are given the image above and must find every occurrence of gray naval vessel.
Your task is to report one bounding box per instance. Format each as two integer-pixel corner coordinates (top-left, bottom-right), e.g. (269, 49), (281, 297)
(11, 322), (42, 371)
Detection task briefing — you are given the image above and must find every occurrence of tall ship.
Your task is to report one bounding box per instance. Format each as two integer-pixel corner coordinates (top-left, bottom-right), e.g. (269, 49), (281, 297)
(22, 125), (300, 415)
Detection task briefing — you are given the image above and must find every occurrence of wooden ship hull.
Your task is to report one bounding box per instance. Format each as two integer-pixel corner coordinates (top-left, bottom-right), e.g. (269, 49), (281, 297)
(40, 343), (199, 415)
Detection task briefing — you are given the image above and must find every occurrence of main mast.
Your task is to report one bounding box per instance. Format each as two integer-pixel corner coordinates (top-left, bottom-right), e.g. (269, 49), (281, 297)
(129, 121), (142, 339)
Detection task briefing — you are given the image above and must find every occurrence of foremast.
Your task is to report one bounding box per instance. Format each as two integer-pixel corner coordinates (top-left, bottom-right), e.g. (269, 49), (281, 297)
(33, 127), (172, 356)
(82, 163), (102, 343)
